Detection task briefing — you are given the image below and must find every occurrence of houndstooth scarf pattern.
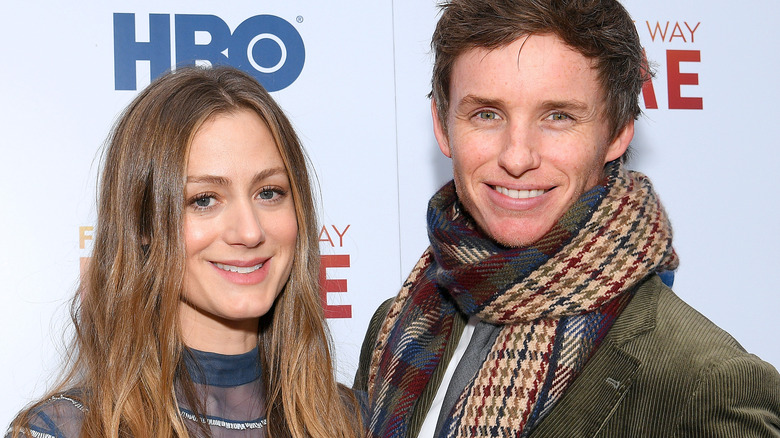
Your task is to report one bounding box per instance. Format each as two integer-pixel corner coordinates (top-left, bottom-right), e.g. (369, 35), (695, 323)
(366, 162), (678, 438)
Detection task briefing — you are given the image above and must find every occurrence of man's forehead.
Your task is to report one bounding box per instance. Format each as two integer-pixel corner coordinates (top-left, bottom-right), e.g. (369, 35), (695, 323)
(449, 35), (603, 102)
(454, 34), (597, 74)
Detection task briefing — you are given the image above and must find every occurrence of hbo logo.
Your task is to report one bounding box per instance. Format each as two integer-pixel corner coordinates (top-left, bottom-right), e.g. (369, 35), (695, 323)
(113, 13), (305, 92)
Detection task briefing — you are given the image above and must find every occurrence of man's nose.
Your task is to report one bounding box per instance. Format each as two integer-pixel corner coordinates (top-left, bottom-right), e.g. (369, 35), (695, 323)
(497, 124), (541, 176)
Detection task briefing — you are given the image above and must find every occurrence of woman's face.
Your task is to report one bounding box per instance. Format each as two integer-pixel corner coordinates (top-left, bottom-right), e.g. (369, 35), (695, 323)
(180, 109), (298, 353)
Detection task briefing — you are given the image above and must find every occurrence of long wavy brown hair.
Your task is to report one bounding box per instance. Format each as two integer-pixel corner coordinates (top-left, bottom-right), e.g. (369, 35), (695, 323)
(10, 66), (362, 438)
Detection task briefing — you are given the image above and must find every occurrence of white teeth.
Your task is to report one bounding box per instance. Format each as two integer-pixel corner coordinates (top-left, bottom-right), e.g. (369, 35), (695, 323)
(495, 186), (546, 199)
(214, 262), (263, 274)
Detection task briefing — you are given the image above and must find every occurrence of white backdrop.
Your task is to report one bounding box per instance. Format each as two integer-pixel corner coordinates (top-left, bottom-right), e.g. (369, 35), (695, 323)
(2, 0), (778, 429)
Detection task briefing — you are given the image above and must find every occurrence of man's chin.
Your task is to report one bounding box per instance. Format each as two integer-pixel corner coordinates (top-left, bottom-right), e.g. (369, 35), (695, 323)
(480, 220), (552, 249)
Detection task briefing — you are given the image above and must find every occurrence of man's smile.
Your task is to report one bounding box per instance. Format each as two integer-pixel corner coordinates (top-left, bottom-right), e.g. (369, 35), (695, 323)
(493, 185), (548, 199)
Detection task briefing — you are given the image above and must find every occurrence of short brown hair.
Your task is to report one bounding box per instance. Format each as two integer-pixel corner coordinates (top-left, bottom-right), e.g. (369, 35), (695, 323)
(431, 0), (649, 141)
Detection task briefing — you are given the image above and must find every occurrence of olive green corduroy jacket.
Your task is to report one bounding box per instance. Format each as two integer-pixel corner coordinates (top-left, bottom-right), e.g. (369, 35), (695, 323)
(354, 274), (780, 437)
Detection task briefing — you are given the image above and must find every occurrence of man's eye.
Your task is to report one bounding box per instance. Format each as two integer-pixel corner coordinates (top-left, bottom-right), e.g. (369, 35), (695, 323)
(477, 111), (498, 120)
(550, 113), (570, 121)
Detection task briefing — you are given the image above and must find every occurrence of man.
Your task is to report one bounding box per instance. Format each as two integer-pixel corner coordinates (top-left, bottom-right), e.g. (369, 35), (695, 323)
(354, 0), (780, 437)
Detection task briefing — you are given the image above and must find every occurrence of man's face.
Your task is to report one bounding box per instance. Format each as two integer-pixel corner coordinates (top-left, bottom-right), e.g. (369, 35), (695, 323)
(432, 34), (633, 247)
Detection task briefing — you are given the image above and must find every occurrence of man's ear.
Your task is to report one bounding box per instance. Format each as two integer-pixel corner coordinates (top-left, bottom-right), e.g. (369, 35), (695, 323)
(431, 99), (452, 158)
(605, 119), (634, 163)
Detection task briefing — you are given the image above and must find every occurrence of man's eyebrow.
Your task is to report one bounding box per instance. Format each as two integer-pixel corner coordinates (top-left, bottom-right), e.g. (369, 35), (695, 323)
(458, 96), (592, 114)
(540, 99), (590, 112)
(458, 94), (506, 109)
(186, 167), (287, 186)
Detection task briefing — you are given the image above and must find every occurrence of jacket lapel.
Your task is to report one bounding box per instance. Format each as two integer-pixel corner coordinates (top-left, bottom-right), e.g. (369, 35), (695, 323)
(529, 275), (661, 437)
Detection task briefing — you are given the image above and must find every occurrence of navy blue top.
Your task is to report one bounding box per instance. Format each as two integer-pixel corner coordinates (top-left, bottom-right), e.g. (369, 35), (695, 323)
(7, 347), (267, 437)
(184, 347), (262, 387)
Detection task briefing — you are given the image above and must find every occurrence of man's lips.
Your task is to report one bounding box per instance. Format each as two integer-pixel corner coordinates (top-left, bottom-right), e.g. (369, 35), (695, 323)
(493, 185), (549, 199)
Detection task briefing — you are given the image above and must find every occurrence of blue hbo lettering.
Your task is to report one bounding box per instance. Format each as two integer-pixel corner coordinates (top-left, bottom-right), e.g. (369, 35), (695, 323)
(113, 13), (305, 92)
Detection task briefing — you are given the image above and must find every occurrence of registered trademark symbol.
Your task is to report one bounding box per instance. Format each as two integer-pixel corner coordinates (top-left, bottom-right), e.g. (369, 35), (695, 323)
(296, 16), (304, 23)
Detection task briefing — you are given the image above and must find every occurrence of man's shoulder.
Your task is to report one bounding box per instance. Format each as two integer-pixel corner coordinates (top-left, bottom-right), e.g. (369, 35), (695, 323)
(618, 274), (753, 366)
(362, 297), (396, 354)
(369, 298), (395, 331)
(353, 298), (396, 392)
(607, 274), (779, 403)
(550, 275), (780, 436)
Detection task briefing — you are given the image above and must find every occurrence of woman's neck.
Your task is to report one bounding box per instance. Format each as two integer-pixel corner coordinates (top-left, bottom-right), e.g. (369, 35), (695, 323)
(179, 304), (259, 354)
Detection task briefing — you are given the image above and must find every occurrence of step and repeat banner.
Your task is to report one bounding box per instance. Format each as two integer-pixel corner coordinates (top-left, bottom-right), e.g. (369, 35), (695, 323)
(2, 0), (778, 427)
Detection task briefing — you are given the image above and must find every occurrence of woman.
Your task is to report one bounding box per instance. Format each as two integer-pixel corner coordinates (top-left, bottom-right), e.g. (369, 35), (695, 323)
(7, 66), (362, 438)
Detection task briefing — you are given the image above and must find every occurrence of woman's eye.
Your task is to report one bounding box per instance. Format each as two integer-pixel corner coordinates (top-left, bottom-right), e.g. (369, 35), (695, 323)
(258, 190), (275, 200)
(192, 195), (216, 209)
(258, 188), (285, 201)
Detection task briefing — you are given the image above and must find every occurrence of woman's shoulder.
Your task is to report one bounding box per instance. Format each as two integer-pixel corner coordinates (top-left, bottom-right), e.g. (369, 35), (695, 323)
(6, 392), (86, 438)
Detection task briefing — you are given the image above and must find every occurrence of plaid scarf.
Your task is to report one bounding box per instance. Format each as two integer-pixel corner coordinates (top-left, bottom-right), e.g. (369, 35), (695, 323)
(366, 162), (678, 438)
